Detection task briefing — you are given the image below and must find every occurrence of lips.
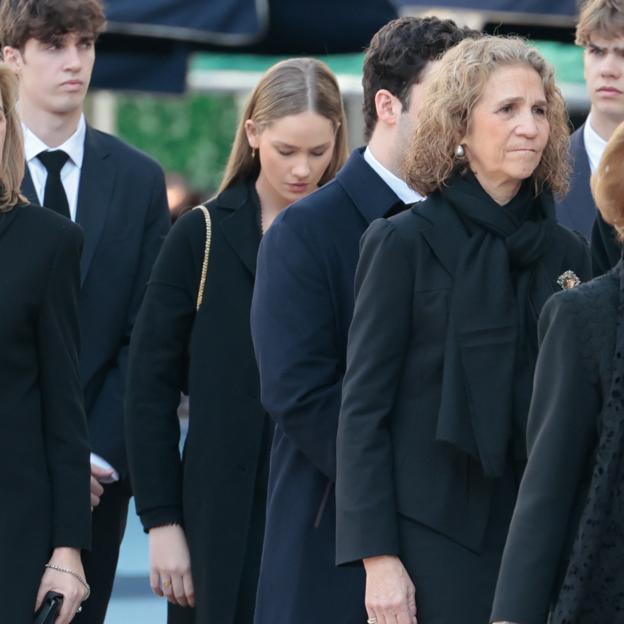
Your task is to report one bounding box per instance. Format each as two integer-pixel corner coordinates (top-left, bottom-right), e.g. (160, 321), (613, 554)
(288, 183), (309, 193)
(597, 86), (622, 94)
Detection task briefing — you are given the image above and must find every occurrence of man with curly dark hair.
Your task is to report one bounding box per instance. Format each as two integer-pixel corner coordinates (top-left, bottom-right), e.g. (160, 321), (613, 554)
(250, 15), (479, 624)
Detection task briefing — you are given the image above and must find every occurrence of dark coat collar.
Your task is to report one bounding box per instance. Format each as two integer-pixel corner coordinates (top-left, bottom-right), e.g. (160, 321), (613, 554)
(22, 125), (114, 285)
(337, 148), (403, 224)
(213, 178), (261, 277)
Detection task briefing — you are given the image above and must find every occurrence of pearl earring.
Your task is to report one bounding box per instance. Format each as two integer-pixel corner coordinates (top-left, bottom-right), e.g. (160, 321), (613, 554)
(455, 144), (465, 158)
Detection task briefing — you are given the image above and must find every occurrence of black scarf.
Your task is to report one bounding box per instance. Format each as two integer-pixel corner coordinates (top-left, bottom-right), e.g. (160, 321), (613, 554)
(551, 260), (624, 623)
(435, 170), (556, 477)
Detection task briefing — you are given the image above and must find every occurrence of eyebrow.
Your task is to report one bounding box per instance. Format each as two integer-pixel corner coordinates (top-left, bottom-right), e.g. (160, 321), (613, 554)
(496, 96), (548, 107)
(588, 42), (624, 54)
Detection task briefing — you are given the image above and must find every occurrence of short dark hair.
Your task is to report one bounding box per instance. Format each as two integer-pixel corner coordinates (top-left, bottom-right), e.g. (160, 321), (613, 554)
(0, 0), (106, 51)
(361, 16), (480, 141)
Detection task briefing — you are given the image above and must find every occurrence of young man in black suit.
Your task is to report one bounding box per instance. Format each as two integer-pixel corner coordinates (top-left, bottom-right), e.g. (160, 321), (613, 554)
(0, 1), (170, 622)
(555, 0), (624, 273)
(250, 16), (478, 624)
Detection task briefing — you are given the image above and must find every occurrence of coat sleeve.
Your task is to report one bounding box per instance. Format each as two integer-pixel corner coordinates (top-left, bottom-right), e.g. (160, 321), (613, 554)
(335, 218), (414, 565)
(37, 222), (91, 549)
(88, 164), (170, 477)
(490, 292), (600, 624)
(251, 214), (343, 480)
(125, 211), (200, 531)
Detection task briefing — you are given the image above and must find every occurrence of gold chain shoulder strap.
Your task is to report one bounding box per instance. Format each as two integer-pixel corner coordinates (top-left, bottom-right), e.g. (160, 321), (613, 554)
(192, 205), (212, 310)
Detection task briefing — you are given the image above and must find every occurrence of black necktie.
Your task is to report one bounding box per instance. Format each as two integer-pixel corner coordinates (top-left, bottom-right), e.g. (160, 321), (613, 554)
(37, 150), (70, 219)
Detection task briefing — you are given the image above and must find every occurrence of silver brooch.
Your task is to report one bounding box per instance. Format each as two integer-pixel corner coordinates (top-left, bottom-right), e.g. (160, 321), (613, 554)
(557, 270), (581, 290)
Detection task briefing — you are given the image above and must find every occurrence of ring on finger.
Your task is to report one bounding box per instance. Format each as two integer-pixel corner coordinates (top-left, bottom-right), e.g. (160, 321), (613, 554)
(367, 619), (378, 624)
(162, 579), (172, 588)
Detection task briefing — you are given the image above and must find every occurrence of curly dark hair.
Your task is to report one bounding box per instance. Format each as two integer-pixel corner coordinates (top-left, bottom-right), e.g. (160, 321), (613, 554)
(0, 0), (106, 51)
(362, 16), (480, 141)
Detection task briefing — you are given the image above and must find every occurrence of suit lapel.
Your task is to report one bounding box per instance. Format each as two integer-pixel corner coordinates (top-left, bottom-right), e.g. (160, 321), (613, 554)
(76, 126), (115, 284)
(417, 196), (468, 278)
(22, 167), (38, 205)
(217, 181), (261, 277)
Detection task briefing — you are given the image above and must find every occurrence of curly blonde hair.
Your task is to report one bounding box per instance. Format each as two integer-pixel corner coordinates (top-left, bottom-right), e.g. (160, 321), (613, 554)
(404, 36), (570, 198)
(0, 63), (25, 212)
(591, 121), (624, 240)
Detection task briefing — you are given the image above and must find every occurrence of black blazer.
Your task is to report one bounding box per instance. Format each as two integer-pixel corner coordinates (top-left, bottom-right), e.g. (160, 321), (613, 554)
(335, 194), (591, 565)
(491, 269), (617, 624)
(553, 124), (621, 275)
(22, 125), (170, 476)
(0, 204), (91, 621)
(250, 148), (404, 624)
(126, 180), (271, 624)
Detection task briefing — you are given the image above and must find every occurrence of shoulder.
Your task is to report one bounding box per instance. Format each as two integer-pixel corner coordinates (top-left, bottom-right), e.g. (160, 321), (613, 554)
(15, 203), (82, 243)
(87, 127), (164, 177)
(165, 206), (207, 253)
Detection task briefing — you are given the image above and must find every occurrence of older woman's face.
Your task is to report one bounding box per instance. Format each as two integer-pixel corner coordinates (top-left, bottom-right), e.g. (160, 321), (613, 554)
(461, 64), (549, 197)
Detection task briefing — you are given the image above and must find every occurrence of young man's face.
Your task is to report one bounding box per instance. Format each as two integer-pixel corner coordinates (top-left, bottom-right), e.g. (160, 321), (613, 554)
(4, 32), (95, 116)
(584, 32), (624, 125)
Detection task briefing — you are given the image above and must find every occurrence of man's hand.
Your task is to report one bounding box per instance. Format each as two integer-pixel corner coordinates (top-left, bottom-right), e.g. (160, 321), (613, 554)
(89, 463), (113, 508)
(149, 525), (195, 608)
(363, 555), (417, 624)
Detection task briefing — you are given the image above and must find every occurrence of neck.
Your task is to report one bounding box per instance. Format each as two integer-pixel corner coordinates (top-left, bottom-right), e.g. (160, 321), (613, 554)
(589, 108), (624, 141)
(367, 129), (403, 179)
(255, 174), (291, 233)
(473, 172), (521, 206)
(18, 99), (82, 148)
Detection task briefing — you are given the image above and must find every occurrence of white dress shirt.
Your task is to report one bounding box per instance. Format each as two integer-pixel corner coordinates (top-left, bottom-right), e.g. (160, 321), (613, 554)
(23, 115), (119, 481)
(22, 115), (86, 222)
(583, 113), (608, 173)
(364, 146), (424, 204)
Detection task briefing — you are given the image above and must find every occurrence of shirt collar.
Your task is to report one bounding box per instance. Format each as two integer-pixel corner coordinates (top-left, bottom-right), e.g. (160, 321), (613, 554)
(583, 113), (608, 173)
(22, 114), (86, 168)
(363, 146), (424, 204)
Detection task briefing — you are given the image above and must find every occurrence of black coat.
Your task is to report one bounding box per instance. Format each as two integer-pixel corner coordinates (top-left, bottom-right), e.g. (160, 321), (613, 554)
(126, 179), (271, 624)
(490, 269), (618, 624)
(0, 204), (91, 621)
(250, 148), (405, 624)
(335, 191), (591, 620)
(22, 126), (170, 477)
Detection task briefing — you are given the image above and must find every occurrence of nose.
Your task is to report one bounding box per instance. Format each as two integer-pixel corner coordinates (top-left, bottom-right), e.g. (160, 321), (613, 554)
(515, 108), (539, 138)
(62, 45), (82, 71)
(292, 156), (311, 179)
(600, 52), (621, 78)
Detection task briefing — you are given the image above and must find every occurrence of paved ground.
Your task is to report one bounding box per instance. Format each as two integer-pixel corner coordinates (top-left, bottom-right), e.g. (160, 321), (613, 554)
(105, 501), (167, 623)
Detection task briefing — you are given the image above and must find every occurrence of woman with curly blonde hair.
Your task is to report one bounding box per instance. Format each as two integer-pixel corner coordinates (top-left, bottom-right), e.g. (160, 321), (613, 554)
(335, 36), (591, 624)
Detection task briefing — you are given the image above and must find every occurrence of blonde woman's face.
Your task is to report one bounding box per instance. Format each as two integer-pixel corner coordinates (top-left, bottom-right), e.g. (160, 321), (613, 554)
(461, 64), (550, 197)
(247, 110), (336, 206)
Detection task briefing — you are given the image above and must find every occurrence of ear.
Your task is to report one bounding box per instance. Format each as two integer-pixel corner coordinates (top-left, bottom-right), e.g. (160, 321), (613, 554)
(2, 46), (23, 73)
(374, 89), (402, 128)
(244, 119), (259, 149)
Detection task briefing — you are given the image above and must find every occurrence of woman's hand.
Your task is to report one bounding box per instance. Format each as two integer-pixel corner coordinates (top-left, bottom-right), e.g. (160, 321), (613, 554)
(363, 555), (417, 624)
(149, 524), (195, 608)
(35, 547), (88, 624)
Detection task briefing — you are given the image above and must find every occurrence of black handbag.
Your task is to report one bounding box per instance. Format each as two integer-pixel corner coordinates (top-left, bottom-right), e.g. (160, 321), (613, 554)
(34, 591), (63, 624)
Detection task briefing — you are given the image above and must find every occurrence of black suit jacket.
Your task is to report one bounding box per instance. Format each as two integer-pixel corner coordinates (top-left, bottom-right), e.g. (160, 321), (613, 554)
(554, 124), (621, 275)
(0, 204), (91, 621)
(491, 269), (617, 624)
(126, 179), (271, 624)
(250, 148), (404, 624)
(22, 125), (170, 476)
(336, 194), (591, 565)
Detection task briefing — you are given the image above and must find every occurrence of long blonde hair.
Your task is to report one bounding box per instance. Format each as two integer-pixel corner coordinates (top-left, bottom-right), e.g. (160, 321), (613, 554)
(404, 36), (570, 198)
(218, 58), (348, 194)
(0, 63), (25, 212)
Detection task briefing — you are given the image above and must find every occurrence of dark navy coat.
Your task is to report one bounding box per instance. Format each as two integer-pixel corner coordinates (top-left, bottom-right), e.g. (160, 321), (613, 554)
(554, 124), (621, 274)
(250, 148), (405, 624)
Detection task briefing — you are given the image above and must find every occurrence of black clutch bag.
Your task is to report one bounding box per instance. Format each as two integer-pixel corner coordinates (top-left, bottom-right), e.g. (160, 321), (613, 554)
(34, 591), (63, 624)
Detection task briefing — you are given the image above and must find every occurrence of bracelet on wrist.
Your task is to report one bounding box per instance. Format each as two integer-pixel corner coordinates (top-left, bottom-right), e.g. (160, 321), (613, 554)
(44, 563), (91, 602)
